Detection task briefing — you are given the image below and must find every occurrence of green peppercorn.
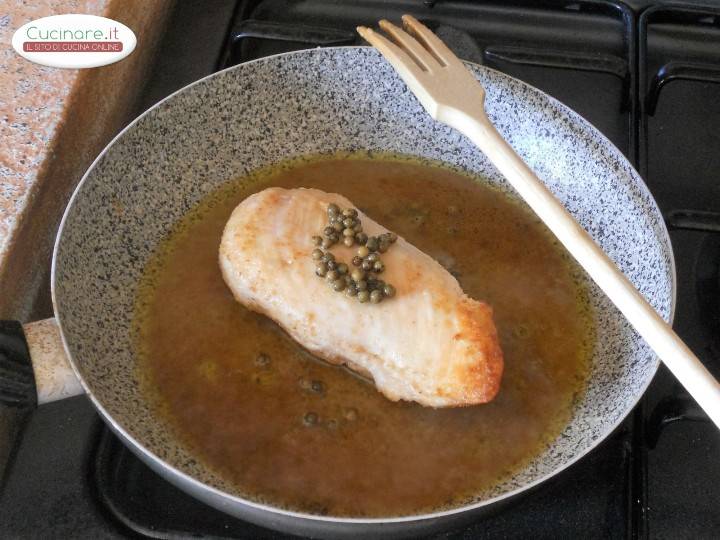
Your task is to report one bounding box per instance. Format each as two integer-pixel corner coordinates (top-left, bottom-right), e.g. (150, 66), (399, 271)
(303, 412), (319, 426)
(255, 353), (271, 367)
(315, 207), (397, 298)
(332, 279), (346, 292)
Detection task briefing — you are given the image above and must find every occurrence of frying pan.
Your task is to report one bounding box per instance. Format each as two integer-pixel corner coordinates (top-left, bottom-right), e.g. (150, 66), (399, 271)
(0, 47), (674, 538)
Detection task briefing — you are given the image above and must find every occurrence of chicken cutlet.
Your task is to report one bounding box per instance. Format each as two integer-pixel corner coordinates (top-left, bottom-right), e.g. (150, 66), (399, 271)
(219, 187), (503, 406)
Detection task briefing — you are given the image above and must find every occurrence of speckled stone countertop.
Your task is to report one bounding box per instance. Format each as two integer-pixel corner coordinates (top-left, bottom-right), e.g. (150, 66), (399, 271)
(0, 1), (106, 259)
(0, 0), (173, 320)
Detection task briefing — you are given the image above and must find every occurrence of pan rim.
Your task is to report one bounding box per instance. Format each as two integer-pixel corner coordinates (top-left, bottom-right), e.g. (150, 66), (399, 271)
(50, 45), (677, 525)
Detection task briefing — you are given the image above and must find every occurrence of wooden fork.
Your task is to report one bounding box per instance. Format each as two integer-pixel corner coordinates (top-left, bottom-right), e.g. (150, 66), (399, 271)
(357, 15), (720, 428)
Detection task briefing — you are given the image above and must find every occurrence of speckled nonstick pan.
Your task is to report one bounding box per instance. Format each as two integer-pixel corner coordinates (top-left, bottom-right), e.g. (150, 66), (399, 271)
(0, 47), (674, 538)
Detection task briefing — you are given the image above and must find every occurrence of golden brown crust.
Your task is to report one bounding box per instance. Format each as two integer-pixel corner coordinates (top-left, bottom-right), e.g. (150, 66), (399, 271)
(454, 297), (504, 403)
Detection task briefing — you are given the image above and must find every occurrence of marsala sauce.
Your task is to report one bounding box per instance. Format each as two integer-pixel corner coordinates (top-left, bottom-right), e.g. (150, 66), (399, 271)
(135, 154), (594, 517)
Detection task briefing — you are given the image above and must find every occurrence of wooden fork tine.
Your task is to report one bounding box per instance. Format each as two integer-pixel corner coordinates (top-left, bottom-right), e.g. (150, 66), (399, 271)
(378, 19), (436, 72)
(401, 14), (460, 67)
(356, 26), (427, 84)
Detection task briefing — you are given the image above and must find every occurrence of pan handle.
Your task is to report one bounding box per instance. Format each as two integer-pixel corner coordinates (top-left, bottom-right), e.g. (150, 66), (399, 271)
(0, 318), (84, 482)
(1, 318), (83, 407)
(22, 318), (84, 404)
(0, 320), (37, 485)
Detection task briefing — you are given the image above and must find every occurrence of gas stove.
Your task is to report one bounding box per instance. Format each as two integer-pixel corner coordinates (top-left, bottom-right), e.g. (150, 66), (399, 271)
(2, 1), (719, 538)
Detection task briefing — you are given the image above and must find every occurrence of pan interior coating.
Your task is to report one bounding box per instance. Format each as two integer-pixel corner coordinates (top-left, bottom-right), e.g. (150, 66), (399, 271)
(134, 153), (593, 517)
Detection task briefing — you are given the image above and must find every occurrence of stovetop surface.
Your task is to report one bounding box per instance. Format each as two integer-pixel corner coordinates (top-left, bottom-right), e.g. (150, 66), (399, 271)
(2, 1), (719, 538)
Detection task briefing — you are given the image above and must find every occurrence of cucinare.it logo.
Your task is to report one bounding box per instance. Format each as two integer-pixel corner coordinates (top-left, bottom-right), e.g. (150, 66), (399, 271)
(11, 14), (136, 68)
